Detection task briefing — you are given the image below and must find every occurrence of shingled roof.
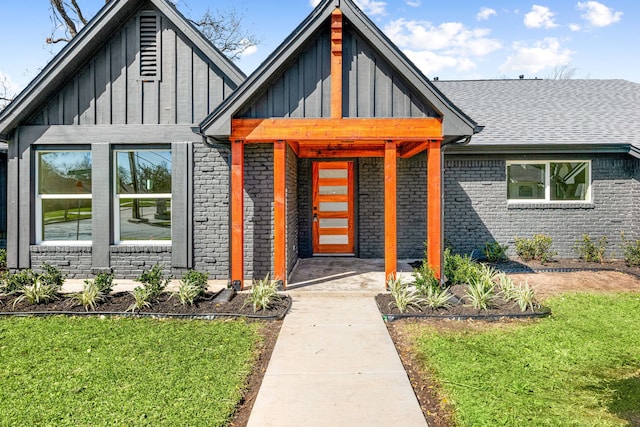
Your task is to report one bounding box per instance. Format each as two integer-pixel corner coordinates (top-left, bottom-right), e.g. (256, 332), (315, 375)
(435, 79), (640, 157)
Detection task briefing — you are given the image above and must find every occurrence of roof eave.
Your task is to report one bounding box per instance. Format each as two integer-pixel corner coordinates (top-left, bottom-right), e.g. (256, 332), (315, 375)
(446, 142), (636, 156)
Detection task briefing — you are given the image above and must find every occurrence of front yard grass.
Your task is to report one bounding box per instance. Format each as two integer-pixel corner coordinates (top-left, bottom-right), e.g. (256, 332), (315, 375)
(0, 316), (261, 426)
(413, 293), (640, 426)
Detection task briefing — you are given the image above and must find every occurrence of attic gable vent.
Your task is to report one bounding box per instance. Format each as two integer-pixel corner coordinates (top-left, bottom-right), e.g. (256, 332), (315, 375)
(139, 13), (159, 78)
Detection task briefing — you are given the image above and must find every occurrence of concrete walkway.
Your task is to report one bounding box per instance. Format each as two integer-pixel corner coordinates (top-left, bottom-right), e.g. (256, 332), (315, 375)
(246, 292), (427, 427)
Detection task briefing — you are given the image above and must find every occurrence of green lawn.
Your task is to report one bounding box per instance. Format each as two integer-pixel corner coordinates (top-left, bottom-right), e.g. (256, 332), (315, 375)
(0, 317), (262, 426)
(413, 293), (640, 426)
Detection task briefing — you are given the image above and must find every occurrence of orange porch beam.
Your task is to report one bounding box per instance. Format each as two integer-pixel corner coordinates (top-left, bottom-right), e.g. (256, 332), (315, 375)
(231, 118), (443, 143)
(331, 8), (343, 119)
(231, 140), (245, 289)
(298, 142), (384, 158)
(384, 140), (397, 285)
(273, 140), (287, 287)
(398, 141), (431, 158)
(427, 140), (443, 281)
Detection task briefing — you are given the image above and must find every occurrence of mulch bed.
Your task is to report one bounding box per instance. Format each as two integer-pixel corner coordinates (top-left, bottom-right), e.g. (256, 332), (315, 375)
(0, 291), (291, 319)
(376, 284), (550, 321)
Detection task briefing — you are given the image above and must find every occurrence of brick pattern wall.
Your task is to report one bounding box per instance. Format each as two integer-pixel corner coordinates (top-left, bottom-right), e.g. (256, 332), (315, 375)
(286, 146), (299, 274)
(632, 159), (640, 241)
(358, 158), (384, 258)
(192, 143), (230, 279)
(30, 246), (93, 278)
(110, 245), (172, 278)
(297, 159), (312, 258)
(444, 156), (639, 258)
(244, 144), (274, 278)
(397, 156), (427, 259)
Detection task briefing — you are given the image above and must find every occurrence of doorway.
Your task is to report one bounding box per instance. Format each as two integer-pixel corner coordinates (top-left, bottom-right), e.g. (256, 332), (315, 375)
(312, 161), (354, 255)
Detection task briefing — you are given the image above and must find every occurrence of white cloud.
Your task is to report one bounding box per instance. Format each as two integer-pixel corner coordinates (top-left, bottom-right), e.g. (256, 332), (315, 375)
(524, 5), (558, 29)
(354, 0), (387, 16)
(499, 38), (574, 74)
(577, 1), (622, 27)
(477, 7), (497, 21)
(384, 19), (501, 75)
(406, 0), (421, 7)
(309, 0), (321, 7)
(569, 23), (582, 31)
(239, 44), (258, 58)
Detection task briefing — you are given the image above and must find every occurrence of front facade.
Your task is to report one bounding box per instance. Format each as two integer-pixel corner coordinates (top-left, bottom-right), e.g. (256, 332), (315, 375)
(0, 0), (638, 285)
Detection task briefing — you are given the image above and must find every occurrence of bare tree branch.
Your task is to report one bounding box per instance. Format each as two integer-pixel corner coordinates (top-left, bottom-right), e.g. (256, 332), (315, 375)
(549, 64), (578, 80)
(71, 0), (88, 26)
(50, 0), (79, 39)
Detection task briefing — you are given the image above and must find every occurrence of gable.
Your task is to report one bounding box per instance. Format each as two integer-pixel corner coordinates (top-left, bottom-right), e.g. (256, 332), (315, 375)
(27, 5), (238, 126)
(0, 0), (245, 135)
(201, 0), (477, 141)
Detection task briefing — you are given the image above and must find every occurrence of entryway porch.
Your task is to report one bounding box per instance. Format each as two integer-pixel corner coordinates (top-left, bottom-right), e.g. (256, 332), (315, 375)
(287, 257), (416, 293)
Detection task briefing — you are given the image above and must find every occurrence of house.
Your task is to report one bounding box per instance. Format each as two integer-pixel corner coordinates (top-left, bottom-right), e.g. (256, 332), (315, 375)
(0, 0), (638, 288)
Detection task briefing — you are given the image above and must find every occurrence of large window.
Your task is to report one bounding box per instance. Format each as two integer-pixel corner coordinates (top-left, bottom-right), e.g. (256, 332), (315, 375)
(36, 151), (92, 243)
(115, 150), (172, 243)
(507, 161), (591, 202)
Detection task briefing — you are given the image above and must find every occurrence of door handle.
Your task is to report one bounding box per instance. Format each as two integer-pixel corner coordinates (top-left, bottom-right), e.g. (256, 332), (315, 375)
(313, 214), (318, 222)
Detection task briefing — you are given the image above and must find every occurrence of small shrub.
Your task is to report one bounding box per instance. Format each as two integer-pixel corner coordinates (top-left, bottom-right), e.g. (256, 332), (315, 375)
(514, 281), (538, 312)
(621, 234), (640, 267)
(245, 274), (281, 313)
(136, 265), (169, 299)
(71, 280), (107, 312)
(127, 287), (153, 312)
(2, 269), (37, 294)
(93, 273), (115, 294)
(413, 262), (440, 295)
(514, 234), (557, 264)
(38, 263), (66, 290)
(0, 249), (6, 270)
(465, 276), (495, 311)
(388, 275), (424, 314)
(444, 249), (483, 285)
(483, 241), (508, 262)
(13, 278), (59, 307)
(422, 285), (452, 310)
(495, 273), (518, 301)
(174, 280), (203, 306)
(574, 234), (608, 263)
(182, 270), (209, 292)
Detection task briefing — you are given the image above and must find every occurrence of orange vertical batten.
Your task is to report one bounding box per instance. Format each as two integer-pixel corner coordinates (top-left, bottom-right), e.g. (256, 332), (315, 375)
(330, 8), (343, 119)
(384, 140), (397, 285)
(231, 140), (245, 289)
(427, 140), (443, 281)
(273, 141), (287, 287)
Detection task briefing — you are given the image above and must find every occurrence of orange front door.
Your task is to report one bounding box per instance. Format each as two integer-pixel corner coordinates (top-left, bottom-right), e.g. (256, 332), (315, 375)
(312, 161), (355, 254)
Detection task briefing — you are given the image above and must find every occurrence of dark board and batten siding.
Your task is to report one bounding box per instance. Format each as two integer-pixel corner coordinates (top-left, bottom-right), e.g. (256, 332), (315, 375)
(239, 29), (332, 119)
(28, 10), (236, 126)
(342, 29), (438, 119)
(238, 25), (438, 119)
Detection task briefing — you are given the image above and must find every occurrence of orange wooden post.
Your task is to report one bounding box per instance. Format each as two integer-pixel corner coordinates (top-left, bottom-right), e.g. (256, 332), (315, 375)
(427, 140), (443, 281)
(273, 140), (287, 288)
(384, 140), (397, 286)
(231, 140), (245, 290)
(330, 8), (343, 119)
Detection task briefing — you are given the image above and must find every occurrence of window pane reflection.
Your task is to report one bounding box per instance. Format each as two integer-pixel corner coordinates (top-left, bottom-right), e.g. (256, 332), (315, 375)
(119, 198), (171, 241)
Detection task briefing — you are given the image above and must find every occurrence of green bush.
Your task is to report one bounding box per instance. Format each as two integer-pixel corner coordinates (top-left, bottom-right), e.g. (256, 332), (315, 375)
(387, 275), (424, 314)
(72, 280), (107, 311)
(93, 272), (115, 294)
(245, 274), (281, 313)
(483, 241), (508, 262)
(573, 234), (608, 263)
(2, 269), (37, 294)
(514, 234), (556, 264)
(444, 249), (483, 285)
(0, 249), (7, 270)
(412, 262), (440, 295)
(621, 234), (640, 267)
(13, 277), (60, 307)
(182, 269), (209, 293)
(136, 264), (169, 299)
(38, 263), (65, 290)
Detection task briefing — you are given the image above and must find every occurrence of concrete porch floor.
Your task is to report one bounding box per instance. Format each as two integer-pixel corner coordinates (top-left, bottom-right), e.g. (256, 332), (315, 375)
(286, 257), (416, 293)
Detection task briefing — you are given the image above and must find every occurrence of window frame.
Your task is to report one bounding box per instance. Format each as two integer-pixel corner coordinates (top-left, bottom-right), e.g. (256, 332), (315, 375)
(35, 149), (93, 245)
(506, 160), (592, 203)
(113, 148), (172, 245)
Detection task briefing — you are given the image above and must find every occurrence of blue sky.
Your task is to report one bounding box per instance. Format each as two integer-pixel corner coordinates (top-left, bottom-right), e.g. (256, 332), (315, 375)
(0, 0), (637, 98)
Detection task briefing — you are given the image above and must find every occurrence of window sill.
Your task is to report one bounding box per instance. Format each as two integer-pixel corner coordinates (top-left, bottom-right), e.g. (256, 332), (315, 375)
(31, 244), (92, 252)
(110, 244), (172, 253)
(507, 202), (594, 209)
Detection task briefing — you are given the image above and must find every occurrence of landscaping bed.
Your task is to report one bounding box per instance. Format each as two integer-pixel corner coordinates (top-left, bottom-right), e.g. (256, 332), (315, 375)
(376, 285), (550, 321)
(0, 290), (291, 320)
